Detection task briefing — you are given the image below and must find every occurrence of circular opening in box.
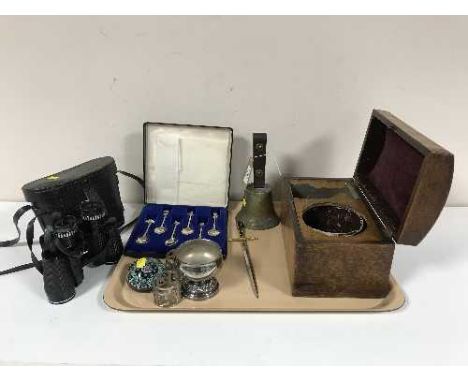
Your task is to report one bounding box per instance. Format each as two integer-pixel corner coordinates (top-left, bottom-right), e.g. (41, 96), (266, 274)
(302, 204), (367, 236)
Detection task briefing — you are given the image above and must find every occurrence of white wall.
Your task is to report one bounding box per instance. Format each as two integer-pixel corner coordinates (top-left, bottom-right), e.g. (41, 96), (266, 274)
(0, 16), (465, 204)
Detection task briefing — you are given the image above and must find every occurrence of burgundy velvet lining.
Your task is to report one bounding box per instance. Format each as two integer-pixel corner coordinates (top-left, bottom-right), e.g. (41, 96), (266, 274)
(367, 128), (423, 222)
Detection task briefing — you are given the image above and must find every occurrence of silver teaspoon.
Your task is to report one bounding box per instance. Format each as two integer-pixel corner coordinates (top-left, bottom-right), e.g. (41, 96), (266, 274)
(154, 209), (170, 235)
(165, 221), (180, 247)
(208, 212), (221, 237)
(136, 218), (155, 245)
(181, 211), (195, 236)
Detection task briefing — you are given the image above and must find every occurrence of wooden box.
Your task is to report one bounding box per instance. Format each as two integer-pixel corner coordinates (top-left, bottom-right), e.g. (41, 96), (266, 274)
(281, 110), (454, 298)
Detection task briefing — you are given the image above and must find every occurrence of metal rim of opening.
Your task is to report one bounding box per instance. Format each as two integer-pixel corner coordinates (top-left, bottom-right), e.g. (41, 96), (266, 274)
(302, 203), (367, 237)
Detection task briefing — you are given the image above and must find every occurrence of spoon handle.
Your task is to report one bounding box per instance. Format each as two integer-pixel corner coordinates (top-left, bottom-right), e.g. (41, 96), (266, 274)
(170, 221), (180, 239)
(185, 211), (194, 230)
(198, 222), (205, 239)
(159, 211), (169, 228)
(212, 213), (218, 230)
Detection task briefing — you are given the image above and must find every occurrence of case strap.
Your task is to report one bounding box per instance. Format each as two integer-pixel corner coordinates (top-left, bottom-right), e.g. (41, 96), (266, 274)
(116, 170), (144, 233)
(0, 213), (39, 276)
(117, 170), (145, 188)
(0, 170), (144, 276)
(0, 204), (33, 247)
(26, 216), (43, 274)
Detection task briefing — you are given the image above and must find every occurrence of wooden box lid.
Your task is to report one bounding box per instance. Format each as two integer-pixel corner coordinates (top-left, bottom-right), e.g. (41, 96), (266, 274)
(354, 110), (454, 245)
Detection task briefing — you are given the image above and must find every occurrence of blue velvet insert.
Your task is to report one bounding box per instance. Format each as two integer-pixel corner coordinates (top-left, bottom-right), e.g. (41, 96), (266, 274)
(125, 204), (228, 258)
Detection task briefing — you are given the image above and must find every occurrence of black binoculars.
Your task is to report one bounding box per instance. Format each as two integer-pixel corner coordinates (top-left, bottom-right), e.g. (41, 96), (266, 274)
(41, 201), (123, 304)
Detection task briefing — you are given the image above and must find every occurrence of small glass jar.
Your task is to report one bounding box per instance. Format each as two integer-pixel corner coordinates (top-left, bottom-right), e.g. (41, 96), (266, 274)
(153, 269), (182, 308)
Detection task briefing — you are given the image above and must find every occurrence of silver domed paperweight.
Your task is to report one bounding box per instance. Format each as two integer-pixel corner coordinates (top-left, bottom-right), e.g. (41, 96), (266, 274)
(173, 239), (223, 301)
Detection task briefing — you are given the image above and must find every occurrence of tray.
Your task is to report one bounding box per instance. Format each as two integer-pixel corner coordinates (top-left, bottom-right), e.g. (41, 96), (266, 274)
(103, 202), (405, 312)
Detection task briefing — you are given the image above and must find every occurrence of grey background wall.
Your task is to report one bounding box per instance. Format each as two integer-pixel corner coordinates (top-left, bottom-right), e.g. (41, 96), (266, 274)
(0, 16), (465, 204)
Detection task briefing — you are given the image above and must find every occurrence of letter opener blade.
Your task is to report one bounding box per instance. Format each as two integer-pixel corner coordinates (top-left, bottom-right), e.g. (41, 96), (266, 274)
(235, 219), (259, 298)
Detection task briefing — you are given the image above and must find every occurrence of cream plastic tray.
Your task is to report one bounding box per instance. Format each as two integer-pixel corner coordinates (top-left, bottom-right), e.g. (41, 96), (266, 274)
(103, 203), (405, 312)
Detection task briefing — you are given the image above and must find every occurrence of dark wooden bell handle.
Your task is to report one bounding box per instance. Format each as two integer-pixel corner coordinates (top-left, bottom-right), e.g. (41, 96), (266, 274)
(253, 133), (267, 188)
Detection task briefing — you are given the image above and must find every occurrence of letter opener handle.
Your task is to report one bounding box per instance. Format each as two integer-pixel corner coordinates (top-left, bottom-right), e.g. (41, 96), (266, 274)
(236, 219), (259, 298)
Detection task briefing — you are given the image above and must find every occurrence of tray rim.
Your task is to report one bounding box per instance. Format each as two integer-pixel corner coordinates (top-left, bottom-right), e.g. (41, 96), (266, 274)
(103, 258), (406, 313)
(103, 201), (406, 314)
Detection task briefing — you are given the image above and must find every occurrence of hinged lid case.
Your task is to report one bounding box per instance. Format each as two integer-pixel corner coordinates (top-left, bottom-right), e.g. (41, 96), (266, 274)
(354, 110), (454, 245)
(23, 156), (117, 195)
(22, 156), (124, 227)
(144, 123), (233, 207)
(125, 123), (232, 258)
